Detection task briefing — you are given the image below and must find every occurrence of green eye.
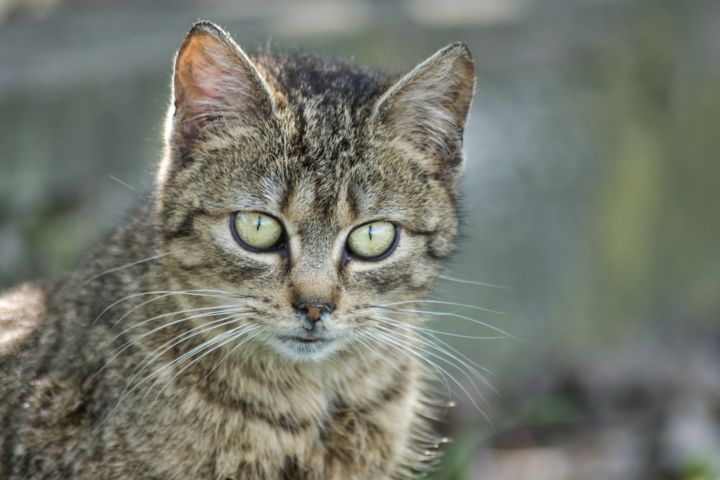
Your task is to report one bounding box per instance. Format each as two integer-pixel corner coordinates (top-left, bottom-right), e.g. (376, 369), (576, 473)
(347, 221), (398, 260)
(231, 212), (284, 251)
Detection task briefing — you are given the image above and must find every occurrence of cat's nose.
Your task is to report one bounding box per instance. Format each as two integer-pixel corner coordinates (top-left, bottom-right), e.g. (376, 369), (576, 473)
(293, 301), (335, 330)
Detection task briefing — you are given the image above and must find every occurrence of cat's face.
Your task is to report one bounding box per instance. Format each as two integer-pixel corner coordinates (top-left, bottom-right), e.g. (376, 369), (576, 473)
(155, 22), (474, 361)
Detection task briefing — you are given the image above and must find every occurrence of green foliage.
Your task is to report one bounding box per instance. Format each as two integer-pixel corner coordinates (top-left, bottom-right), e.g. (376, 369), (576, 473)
(679, 458), (717, 480)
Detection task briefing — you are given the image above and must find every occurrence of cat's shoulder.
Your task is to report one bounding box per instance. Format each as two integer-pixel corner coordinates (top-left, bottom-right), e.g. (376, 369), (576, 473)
(0, 282), (47, 356)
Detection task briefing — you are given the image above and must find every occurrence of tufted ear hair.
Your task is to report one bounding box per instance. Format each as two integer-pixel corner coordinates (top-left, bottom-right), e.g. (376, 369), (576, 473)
(170, 21), (276, 145)
(371, 43), (475, 170)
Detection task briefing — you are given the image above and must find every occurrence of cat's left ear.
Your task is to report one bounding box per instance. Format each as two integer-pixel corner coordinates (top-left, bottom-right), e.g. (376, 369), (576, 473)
(371, 43), (475, 172)
(171, 21), (276, 144)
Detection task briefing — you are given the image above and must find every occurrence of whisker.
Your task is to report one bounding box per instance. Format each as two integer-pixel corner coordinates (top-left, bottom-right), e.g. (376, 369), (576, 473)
(351, 333), (419, 379)
(371, 324), (495, 395)
(227, 329), (270, 378)
(106, 304), (245, 346)
(99, 307), (250, 375)
(122, 314), (244, 390)
(107, 174), (136, 192)
(363, 328), (494, 427)
(435, 273), (511, 290)
(354, 332), (453, 407)
(423, 331), (496, 378)
(147, 324), (261, 403)
(375, 306), (518, 341)
(367, 329), (491, 416)
(363, 328), (462, 393)
(93, 317), (256, 435)
(81, 253), (170, 286)
(140, 323), (257, 396)
(113, 323), (257, 415)
(368, 315), (496, 375)
(197, 328), (267, 385)
(369, 313), (505, 340)
(107, 291), (243, 328)
(377, 299), (508, 316)
(92, 288), (236, 326)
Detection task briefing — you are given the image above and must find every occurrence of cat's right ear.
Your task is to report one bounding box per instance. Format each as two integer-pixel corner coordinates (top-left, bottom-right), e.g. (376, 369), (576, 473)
(170, 21), (276, 145)
(371, 43), (475, 174)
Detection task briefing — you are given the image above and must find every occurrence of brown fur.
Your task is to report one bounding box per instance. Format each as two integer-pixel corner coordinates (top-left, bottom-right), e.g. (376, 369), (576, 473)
(0, 21), (475, 479)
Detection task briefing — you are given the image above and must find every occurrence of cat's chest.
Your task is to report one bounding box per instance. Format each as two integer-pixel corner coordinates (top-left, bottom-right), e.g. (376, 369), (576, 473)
(144, 385), (321, 475)
(202, 407), (399, 480)
(135, 380), (406, 480)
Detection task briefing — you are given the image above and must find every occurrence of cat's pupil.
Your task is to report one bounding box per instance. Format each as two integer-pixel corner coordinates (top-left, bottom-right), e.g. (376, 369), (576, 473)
(368, 225), (373, 241)
(256, 216), (262, 231)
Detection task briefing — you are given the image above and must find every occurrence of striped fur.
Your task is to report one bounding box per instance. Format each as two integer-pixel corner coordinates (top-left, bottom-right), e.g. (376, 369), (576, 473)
(0, 21), (475, 479)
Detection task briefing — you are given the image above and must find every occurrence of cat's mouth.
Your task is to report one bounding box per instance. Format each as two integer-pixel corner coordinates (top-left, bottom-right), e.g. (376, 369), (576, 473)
(280, 334), (328, 344)
(270, 331), (346, 360)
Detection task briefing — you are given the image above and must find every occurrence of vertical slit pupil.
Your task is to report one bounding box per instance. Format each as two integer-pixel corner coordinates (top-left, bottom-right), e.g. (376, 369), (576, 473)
(256, 216), (262, 231)
(368, 224), (373, 240)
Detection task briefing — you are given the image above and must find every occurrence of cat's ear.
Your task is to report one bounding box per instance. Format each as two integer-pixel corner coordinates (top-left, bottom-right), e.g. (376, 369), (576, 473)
(171, 21), (275, 143)
(371, 43), (475, 169)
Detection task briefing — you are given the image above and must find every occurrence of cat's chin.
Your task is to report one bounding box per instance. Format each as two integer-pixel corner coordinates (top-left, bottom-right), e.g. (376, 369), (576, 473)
(269, 335), (345, 362)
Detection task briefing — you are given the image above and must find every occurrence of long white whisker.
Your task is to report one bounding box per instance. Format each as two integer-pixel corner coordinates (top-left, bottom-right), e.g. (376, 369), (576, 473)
(371, 324), (495, 395)
(369, 315), (495, 376)
(363, 328), (493, 427)
(95, 320), (256, 434)
(368, 329), (491, 418)
(107, 304), (245, 345)
(351, 333), (416, 378)
(375, 306), (518, 341)
(377, 300), (508, 316)
(197, 328), (267, 384)
(147, 324), (261, 402)
(123, 315), (244, 391)
(363, 328), (462, 396)
(92, 289), (236, 326)
(100, 307), (250, 374)
(129, 315), (244, 376)
(117, 325), (254, 413)
(435, 273), (511, 290)
(81, 253), (170, 286)
(108, 291), (242, 328)
(424, 331), (496, 377)
(140, 323), (257, 396)
(354, 332), (453, 407)
(370, 314), (504, 340)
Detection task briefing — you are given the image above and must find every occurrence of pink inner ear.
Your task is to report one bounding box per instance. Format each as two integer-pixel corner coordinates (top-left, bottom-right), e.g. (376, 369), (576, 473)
(178, 60), (230, 137)
(193, 81), (222, 102)
(173, 32), (275, 141)
(187, 60), (228, 108)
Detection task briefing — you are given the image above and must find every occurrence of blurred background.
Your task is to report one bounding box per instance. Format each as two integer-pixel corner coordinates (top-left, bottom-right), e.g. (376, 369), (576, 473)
(2, 0), (720, 478)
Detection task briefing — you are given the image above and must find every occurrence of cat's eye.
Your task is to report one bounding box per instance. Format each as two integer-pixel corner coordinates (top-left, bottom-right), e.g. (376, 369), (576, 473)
(230, 212), (284, 252)
(346, 221), (398, 260)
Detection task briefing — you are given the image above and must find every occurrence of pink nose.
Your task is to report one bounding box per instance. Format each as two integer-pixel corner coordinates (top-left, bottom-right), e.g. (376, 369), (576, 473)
(293, 301), (335, 324)
(306, 306), (322, 322)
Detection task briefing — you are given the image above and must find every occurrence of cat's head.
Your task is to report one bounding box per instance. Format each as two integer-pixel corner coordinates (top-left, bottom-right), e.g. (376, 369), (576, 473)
(155, 21), (475, 361)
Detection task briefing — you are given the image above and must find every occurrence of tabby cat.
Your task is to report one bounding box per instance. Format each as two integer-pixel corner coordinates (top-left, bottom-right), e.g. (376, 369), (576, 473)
(0, 21), (475, 479)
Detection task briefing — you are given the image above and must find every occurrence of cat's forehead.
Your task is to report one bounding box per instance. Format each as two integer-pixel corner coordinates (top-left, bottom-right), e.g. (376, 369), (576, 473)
(260, 54), (389, 163)
(242, 57), (404, 227)
(258, 137), (402, 229)
(214, 120), (427, 235)
(257, 53), (390, 107)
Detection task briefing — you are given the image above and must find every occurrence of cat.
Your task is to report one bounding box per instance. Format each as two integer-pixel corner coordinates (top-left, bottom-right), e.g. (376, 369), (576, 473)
(0, 20), (475, 479)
